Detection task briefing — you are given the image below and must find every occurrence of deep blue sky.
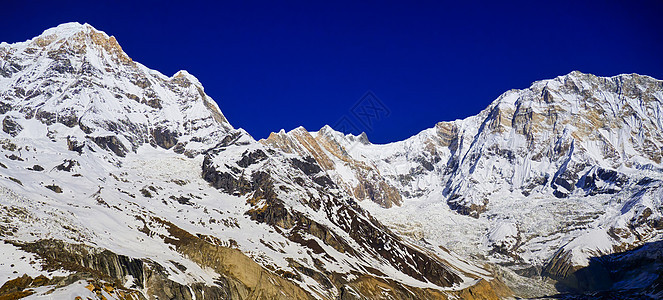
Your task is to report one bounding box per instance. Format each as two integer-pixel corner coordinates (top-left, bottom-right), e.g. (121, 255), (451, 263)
(3, 1), (662, 143)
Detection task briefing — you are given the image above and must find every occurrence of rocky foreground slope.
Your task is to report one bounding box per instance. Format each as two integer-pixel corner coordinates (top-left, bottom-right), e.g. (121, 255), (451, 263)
(262, 71), (663, 297)
(0, 23), (512, 299)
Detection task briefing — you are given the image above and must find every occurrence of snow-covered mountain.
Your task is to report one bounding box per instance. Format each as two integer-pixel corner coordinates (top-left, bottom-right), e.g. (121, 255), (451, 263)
(2, 22), (662, 299)
(0, 23), (511, 299)
(262, 72), (663, 297)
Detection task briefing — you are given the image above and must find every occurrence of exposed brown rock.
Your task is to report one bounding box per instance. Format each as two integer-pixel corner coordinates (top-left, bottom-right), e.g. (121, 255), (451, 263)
(0, 274), (35, 299)
(261, 128), (403, 208)
(452, 278), (513, 300)
(154, 217), (315, 300)
(2, 116), (22, 137)
(89, 135), (127, 157)
(150, 127), (178, 150)
(45, 184), (62, 193)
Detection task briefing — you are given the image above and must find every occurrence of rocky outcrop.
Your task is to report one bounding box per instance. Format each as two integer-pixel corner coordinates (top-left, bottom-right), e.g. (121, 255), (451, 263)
(150, 127), (178, 150)
(0, 274), (42, 299)
(0, 273), (144, 300)
(201, 154), (252, 195)
(2, 116), (22, 137)
(337, 275), (511, 300)
(577, 167), (629, 196)
(90, 135), (127, 157)
(543, 248), (581, 282)
(261, 127), (403, 208)
(13, 240), (145, 287)
(453, 278), (513, 300)
(153, 218), (315, 300)
(7, 239), (238, 299)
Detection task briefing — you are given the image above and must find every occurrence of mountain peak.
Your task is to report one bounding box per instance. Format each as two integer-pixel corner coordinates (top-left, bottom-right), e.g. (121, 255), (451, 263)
(24, 22), (130, 64)
(172, 70), (203, 87)
(0, 23), (233, 157)
(34, 22), (109, 45)
(38, 22), (97, 39)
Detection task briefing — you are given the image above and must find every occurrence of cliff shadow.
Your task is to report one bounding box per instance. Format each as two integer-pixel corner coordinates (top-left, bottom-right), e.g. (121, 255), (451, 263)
(548, 240), (663, 299)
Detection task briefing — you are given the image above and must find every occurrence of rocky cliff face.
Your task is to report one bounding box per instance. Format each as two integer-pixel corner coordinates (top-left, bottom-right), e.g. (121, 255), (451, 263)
(262, 72), (663, 297)
(0, 23), (508, 299)
(262, 126), (403, 208)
